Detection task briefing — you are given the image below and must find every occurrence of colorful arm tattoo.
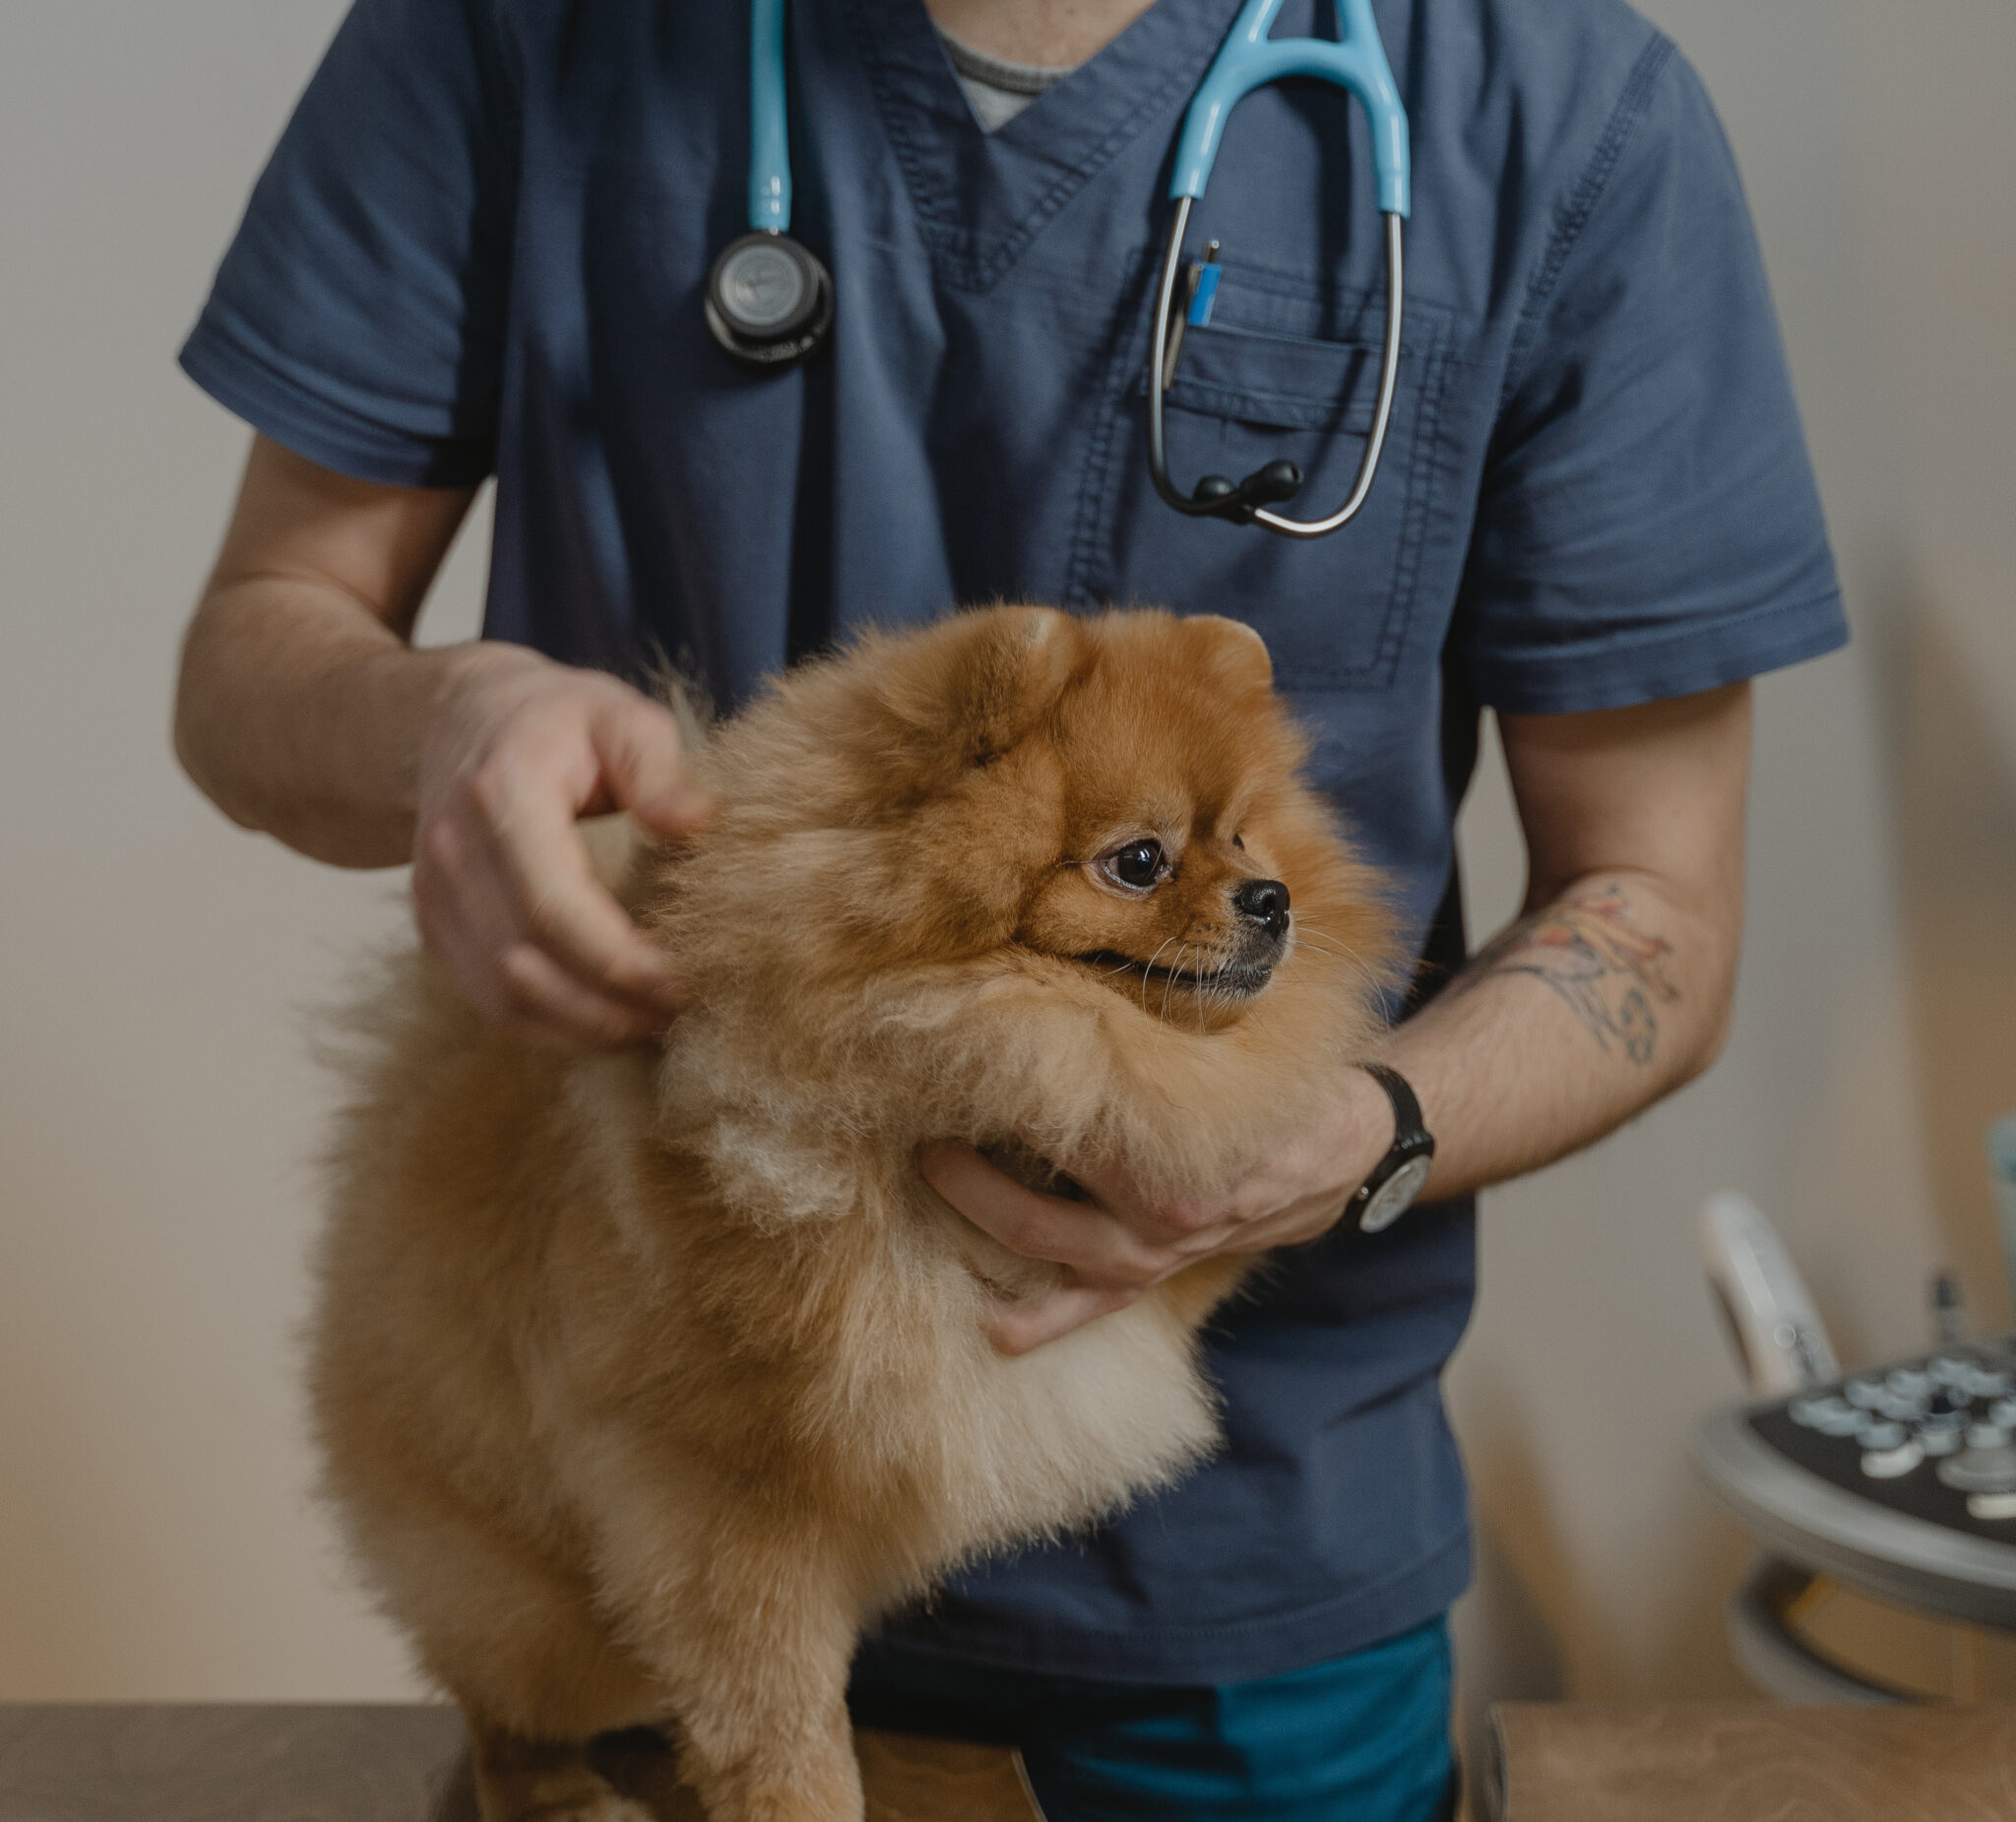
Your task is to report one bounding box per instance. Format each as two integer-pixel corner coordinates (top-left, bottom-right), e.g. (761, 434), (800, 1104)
(1462, 883), (1678, 1065)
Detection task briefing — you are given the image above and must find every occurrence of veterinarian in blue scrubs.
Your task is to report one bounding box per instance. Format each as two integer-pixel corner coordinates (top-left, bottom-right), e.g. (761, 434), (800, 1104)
(175, 1), (1846, 1815)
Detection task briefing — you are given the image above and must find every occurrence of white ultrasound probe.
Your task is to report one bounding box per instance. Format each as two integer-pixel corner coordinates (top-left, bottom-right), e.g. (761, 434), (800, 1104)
(1699, 1191), (1839, 1395)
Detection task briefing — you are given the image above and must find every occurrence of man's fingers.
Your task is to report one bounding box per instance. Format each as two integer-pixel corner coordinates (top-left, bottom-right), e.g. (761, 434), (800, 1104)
(918, 1142), (1169, 1285)
(413, 850), (663, 1049)
(489, 940), (668, 1051)
(415, 798), (682, 1045)
(472, 791), (686, 1014)
(986, 1282), (1139, 1356)
(410, 663), (708, 1048)
(591, 695), (713, 836)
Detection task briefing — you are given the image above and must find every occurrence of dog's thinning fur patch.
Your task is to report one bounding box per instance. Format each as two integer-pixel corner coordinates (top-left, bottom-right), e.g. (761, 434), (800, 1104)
(313, 606), (1398, 1822)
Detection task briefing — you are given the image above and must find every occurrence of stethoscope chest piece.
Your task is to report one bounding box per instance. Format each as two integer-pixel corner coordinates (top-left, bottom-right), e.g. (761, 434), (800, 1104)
(706, 230), (833, 366)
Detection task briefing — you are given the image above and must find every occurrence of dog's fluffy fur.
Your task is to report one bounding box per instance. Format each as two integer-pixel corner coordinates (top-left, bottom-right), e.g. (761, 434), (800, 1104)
(313, 607), (1396, 1822)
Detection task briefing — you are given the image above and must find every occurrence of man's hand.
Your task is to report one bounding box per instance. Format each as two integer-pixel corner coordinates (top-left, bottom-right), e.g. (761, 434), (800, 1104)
(412, 649), (710, 1048)
(177, 434), (710, 1050)
(923, 1067), (1396, 1355)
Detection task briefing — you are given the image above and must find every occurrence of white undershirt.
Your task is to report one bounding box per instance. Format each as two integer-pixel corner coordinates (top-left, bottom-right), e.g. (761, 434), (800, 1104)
(936, 29), (1076, 133)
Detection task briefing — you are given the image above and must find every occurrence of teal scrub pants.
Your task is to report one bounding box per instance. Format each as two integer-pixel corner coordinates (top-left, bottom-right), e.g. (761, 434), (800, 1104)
(848, 1616), (1458, 1822)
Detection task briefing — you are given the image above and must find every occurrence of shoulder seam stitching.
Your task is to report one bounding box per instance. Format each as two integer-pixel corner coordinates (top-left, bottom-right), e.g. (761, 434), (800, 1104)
(1494, 31), (1678, 418)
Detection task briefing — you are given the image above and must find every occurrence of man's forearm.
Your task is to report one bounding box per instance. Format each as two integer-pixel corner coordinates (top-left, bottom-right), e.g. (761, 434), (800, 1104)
(1381, 867), (1736, 1203)
(174, 436), (490, 867)
(179, 435), (703, 1048)
(176, 582), (521, 868)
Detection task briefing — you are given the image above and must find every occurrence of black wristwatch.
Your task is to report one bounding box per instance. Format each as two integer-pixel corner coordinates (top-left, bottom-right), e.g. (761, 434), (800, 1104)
(1347, 1064), (1436, 1233)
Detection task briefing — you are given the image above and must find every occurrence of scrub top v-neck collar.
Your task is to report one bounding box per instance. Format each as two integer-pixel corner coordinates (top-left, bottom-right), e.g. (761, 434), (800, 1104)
(843, 0), (1242, 293)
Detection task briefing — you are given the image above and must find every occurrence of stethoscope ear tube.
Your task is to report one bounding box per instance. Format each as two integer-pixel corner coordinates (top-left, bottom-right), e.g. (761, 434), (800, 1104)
(1146, 199), (1405, 538)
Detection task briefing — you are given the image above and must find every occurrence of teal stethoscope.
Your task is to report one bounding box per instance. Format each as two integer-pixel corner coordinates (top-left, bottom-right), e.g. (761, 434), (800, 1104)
(705, 0), (1412, 538)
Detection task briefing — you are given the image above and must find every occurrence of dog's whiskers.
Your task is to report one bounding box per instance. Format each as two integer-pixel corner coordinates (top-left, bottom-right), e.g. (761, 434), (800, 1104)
(1139, 936), (1180, 1015)
(1289, 922), (1385, 993)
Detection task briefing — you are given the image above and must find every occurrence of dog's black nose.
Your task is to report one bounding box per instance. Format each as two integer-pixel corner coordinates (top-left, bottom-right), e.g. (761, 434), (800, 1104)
(1232, 878), (1291, 938)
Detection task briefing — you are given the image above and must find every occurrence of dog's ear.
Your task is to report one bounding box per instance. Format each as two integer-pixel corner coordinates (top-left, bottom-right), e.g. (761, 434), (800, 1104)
(875, 606), (1084, 771)
(1181, 615), (1274, 694)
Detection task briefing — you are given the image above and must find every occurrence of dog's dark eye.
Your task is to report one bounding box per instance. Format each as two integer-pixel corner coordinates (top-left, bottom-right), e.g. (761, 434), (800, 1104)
(1232, 833), (1245, 850)
(1106, 840), (1166, 890)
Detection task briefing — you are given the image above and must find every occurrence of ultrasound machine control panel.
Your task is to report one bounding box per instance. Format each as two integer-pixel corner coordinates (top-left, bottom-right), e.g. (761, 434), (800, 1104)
(1696, 1338), (2016, 1630)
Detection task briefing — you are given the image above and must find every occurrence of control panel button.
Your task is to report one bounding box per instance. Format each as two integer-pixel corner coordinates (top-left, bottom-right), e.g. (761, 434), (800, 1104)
(1991, 1399), (2016, 1430)
(1886, 1367), (1934, 1400)
(1920, 1425), (1965, 1456)
(1875, 1391), (1926, 1422)
(1968, 1491), (2016, 1521)
(1965, 1369), (2013, 1400)
(1930, 1354), (1975, 1385)
(1856, 1418), (1907, 1452)
(1968, 1423), (2012, 1452)
(1804, 1399), (1860, 1436)
(1845, 1378), (1885, 1409)
(1790, 1396), (1859, 1432)
(1937, 1445), (2016, 1494)
(1860, 1439), (1924, 1479)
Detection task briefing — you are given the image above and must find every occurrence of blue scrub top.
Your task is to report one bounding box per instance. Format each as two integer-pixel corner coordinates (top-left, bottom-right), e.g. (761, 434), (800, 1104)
(183, 0), (1847, 1684)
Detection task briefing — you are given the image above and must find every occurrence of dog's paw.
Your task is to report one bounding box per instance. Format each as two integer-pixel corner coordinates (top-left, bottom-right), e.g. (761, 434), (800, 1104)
(478, 1766), (679, 1822)
(523, 1799), (661, 1822)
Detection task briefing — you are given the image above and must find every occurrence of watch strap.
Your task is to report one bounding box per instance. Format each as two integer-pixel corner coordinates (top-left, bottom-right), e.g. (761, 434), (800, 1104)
(1347, 1062), (1436, 1229)
(1360, 1063), (1425, 1149)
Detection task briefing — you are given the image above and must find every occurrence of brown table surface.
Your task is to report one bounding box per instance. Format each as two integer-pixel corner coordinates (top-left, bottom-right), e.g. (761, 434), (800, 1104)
(0, 1706), (1041, 1822)
(1489, 1701), (2016, 1821)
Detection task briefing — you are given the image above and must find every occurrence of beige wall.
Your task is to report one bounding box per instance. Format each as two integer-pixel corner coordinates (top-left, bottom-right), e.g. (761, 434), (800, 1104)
(1448, 0), (2016, 1737)
(0, 0), (446, 1696)
(1, 0), (2009, 1713)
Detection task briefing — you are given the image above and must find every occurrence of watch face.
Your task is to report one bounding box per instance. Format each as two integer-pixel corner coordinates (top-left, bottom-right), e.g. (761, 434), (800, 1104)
(1359, 1155), (1433, 1234)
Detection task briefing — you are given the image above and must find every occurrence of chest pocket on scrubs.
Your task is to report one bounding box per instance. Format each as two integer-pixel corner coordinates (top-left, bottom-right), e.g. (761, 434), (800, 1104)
(1079, 272), (1449, 692)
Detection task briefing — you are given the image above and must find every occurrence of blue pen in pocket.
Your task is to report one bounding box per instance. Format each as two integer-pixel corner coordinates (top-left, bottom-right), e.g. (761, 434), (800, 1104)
(1160, 240), (1221, 391)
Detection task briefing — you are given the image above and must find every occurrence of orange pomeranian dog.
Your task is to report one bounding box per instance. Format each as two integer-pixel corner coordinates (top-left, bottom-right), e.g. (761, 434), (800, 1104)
(312, 606), (1397, 1822)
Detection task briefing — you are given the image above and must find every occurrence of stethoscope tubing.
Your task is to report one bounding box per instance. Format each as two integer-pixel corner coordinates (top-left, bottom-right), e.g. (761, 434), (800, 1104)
(1146, 199), (1406, 538)
(1168, 0), (1410, 218)
(724, 0), (1413, 533)
(748, 0), (792, 231)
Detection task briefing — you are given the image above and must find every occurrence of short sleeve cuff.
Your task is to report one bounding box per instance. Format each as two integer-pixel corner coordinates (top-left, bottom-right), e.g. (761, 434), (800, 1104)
(1464, 588), (1850, 716)
(179, 310), (495, 489)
